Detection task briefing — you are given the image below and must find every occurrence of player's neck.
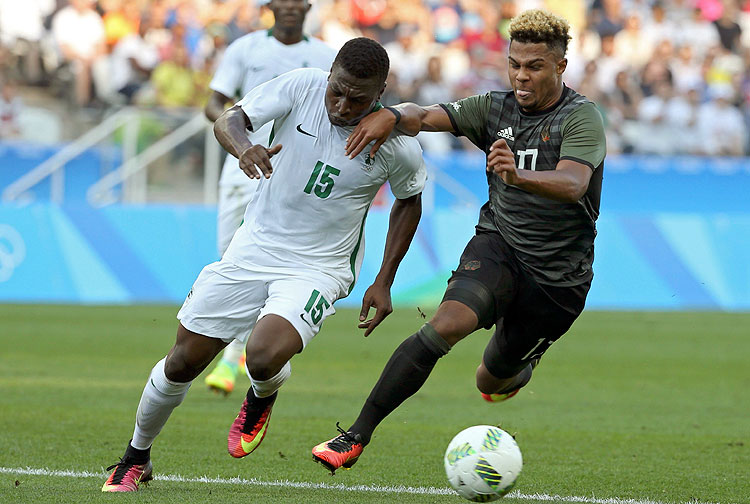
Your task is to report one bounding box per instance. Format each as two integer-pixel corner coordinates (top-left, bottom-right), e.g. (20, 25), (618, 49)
(271, 26), (305, 45)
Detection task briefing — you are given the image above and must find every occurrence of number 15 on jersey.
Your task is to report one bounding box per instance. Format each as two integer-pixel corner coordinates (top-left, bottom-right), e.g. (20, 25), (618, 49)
(304, 161), (340, 199)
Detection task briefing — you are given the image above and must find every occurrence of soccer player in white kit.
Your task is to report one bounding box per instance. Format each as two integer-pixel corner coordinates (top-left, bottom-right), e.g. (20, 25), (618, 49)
(101, 38), (427, 492)
(203, 0), (336, 396)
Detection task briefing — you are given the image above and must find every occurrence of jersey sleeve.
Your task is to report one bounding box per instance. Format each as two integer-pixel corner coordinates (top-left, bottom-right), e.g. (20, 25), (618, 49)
(209, 38), (246, 98)
(237, 69), (319, 133)
(438, 93), (492, 149)
(386, 138), (427, 200)
(560, 102), (607, 171)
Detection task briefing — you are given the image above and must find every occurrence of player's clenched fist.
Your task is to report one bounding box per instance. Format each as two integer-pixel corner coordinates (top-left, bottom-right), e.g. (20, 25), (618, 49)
(486, 139), (520, 185)
(239, 144), (283, 179)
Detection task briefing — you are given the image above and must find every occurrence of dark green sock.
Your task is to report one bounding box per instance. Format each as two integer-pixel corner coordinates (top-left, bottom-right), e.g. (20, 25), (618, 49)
(349, 324), (449, 445)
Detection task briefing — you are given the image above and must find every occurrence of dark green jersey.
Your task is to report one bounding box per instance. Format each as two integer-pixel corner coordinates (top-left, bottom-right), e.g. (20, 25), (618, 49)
(440, 87), (606, 286)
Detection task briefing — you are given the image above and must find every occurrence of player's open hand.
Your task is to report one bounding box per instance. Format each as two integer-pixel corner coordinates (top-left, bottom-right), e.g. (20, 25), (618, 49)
(346, 109), (396, 160)
(239, 144), (283, 179)
(357, 282), (393, 337)
(487, 139), (520, 185)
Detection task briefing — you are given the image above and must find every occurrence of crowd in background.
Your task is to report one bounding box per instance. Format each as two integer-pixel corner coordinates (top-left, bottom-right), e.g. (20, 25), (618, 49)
(1, 0), (750, 155)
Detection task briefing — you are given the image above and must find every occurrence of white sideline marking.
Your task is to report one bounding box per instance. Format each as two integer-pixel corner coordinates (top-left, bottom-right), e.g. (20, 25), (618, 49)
(0, 466), (726, 504)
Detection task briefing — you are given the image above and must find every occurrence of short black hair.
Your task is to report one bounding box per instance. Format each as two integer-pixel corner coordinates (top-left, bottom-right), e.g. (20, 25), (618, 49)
(332, 37), (389, 83)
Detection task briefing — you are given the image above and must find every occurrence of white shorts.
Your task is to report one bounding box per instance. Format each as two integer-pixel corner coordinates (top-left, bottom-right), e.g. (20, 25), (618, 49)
(217, 178), (259, 255)
(177, 260), (342, 349)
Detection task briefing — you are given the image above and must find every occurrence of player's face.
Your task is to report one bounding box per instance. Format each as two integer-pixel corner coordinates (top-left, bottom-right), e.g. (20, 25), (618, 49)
(269, 0), (310, 30)
(325, 66), (385, 127)
(508, 41), (566, 112)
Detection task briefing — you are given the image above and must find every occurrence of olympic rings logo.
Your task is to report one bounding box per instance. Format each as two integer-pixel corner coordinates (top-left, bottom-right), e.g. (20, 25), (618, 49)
(0, 224), (26, 282)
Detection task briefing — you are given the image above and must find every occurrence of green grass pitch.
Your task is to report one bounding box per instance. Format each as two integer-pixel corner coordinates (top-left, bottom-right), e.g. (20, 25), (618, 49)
(1, 305), (748, 503)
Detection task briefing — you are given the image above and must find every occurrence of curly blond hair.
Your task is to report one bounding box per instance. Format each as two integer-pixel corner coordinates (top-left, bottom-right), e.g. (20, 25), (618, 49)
(509, 9), (572, 56)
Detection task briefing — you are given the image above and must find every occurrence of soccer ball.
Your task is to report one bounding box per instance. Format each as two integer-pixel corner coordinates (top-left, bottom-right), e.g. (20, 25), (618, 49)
(444, 425), (522, 502)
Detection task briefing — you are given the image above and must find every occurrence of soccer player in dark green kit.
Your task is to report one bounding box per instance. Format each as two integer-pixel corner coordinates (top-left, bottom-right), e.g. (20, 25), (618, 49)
(311, 9), (606, 473)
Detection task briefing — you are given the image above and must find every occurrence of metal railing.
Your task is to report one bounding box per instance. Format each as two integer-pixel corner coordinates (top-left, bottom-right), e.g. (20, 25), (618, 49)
(2, 109), (134, 204)
(1, 107), (483, 212)
(87, 112), (210, 206)
(2, 107), (221, 206)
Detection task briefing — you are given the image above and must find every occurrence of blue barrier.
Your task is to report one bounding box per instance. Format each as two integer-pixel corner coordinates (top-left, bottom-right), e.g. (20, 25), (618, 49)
(2, 146), (748, 309)
(1, 203), (748, 310)
(0, 141), (122, 202)
(424, 152), (750, 213)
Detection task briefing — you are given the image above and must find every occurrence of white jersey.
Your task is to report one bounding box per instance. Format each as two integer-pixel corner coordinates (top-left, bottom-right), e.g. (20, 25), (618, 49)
(224, 68), (427, 293)
(210, 29), (336, 186)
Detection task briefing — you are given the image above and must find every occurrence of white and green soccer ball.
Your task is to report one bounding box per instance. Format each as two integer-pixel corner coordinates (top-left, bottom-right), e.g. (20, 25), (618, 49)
(444, 425), (522, 502)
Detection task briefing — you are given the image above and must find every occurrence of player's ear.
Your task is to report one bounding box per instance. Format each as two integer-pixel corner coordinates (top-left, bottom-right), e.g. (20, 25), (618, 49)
(557, 57), (567, 75)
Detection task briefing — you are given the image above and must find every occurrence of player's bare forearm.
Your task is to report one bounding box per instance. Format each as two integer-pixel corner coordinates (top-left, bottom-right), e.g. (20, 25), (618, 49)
(214, 105), (253, 159)
(487, 140), (592, 203)
(346, 104), (454, 159)
(373, 193), (422, 287)
(508, 162), (591, 203)
(204, 91), (233, 122)
(393, 103), (454, 136)
(358, 193), (422, 336)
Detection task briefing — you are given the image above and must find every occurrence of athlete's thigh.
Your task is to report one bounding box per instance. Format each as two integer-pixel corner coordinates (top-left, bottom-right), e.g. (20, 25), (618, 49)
(443, 231), (518, 329)
(177, 261), (269, 344)
(259, 270), (344, 350)
(483, 279), (590, 377)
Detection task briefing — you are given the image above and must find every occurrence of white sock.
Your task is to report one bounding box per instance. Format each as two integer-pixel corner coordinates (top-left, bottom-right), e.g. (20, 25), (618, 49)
(131, 358), (191, 450)
(248, 361), (291, 398)
(221, 339), (245, 366)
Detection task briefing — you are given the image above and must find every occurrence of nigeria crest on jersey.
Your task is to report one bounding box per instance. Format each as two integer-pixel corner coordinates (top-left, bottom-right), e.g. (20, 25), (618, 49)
(362, 154), (375, 172)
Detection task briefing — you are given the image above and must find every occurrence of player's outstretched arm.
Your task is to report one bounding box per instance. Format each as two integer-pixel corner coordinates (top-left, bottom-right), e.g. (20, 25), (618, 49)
(359, 193), (422, 337)
(346, 104), (454, 160)
(214, 105), (282, 179)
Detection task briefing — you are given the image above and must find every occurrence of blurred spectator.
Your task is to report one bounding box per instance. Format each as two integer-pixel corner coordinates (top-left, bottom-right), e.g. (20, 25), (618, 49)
(149, 42), (204, 108)
(0, 0), (55, 84)
(101, 0), (141, 50)
(577, 60), (604, 105)
(595, 34), (625, 95)
(665, 86), (703, 154)
(0, 79), (22, 138)
(714, 1), (743, 52)
(381, 70), (409, 106)
(676, 7), (721, 58)
(704, 45), (744, 95)
(640, 53), (673, 96)
(414, 55), (454, 152)
(671, 45), (704, 95)
(590, 0), (624, 37)
(613, 13), (653, 70)
(636, 79), (674, 154)
(108, 15), (159, 104)
(0, 0), (746, 156)
(351, 0), (388, 30)
(200, 0), (242, 28)
(698, 85), (747, 156)
(52, 0), (107, 106)
(431, 0), (462, 43)
(608, 70), (643, 121)
(319, 0), (362, 48)
(226, 2), (262, 42)
(385, 23), (428, 90)
(641, 1), (679, 47)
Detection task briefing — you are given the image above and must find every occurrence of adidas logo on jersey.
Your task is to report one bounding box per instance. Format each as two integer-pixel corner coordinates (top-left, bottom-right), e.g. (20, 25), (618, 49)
(497, 127), (514, 141)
